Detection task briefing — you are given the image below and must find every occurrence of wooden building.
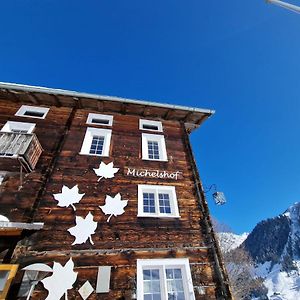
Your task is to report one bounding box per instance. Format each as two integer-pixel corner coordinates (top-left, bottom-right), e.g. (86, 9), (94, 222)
(0, 83), (232, 300)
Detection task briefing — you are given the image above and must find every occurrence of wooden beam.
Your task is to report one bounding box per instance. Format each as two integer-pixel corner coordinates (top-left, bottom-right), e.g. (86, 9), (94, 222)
(196, 114), (208, 126)
(142, 106), (152, 117)
(26, 92), (40, 105)
(74, 97), (82, 109)
(164, 109), (173, 120)
(97, 100), (104, 112)
(51, 94), (62, 107)
(4, 89), (21, 103)
(142, 105), (147, 117)
(121, 103), (129, 114)
(183, 111), (193, 122)
(0, 229), (22, 236)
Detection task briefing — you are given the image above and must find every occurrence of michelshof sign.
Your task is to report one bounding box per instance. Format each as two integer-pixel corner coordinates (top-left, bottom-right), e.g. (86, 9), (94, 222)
(125, 168), (182, 180)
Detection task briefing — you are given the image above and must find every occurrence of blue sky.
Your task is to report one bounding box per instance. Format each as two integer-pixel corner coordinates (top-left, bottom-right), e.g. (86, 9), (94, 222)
(1, 1), (300, 233)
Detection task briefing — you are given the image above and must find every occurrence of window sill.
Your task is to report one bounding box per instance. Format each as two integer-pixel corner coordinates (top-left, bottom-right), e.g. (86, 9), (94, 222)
(142, 158), (168, 162)
(15, 114), (46, 119)
(137, 214), (180, 219)
(79, 152), (109, 157)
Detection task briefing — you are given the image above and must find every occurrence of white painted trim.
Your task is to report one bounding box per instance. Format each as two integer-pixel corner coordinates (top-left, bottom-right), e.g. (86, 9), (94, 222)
(80, 127), (112, 157)
(96, 266), (111, 293)
(1, 121), (36, 133)
(139, 119), (163, 132)
(86, 113), (113, 127)
(137, 258), (195, 300)
(141, 133), (168, 161)
(137, 184), (180, 218)
(15, 105), (49, 119)
(0, 222), (44, 230)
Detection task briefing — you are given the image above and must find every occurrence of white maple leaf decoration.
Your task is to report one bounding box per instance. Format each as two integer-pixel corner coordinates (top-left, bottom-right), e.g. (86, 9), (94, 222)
(68, 212), (97, 245)
(41, 258), (78, 300)
(93, 161), (119, 181)
(53, 185), (85, 211)
(99, 193), (128, 222)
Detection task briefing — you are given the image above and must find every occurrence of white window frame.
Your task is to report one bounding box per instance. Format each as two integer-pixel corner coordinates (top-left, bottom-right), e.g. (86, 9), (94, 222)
(138, 185), (180, 218)
(80, 127), (112, 157)
(86, 113), (113, 127)
(15, 105), (49, 119)
(142, 133), (167, 161)
(140, 119), (163, 132)
(1, 121), (36, 133)
(137, 258), (195, 300)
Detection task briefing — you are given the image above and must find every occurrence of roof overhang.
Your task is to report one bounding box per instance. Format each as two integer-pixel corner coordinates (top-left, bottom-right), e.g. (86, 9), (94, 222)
(0, 82), (215, 131)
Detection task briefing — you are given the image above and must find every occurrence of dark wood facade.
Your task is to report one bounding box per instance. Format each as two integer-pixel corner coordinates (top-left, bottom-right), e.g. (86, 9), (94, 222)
(0, 84), (231, 300)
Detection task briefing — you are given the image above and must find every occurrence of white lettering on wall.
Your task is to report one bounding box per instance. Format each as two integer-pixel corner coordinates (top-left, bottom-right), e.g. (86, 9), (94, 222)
(126, 168), (181, 180)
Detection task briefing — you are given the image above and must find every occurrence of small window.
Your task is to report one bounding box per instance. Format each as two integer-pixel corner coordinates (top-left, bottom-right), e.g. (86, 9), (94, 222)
(1, 121), (36, 134)
(0, 264), (18, 300)
(0, 172), (8, 185)
(136, 258), (195, 300)
(140, 119), (163, 132)
(138, 185), (180, 218)
(80, 127), (112, 157)
(15, 105), (49, 119)
(87, 113), (113, 127)
(142, 133), (167, 161)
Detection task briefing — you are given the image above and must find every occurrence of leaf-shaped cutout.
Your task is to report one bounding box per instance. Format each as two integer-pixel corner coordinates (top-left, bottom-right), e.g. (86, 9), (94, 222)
(53, 185), (85, 211)
(41, 258), (78, 300)
(93, 161), (119, 181)
(99, 193), (128, 222)
(68, 212), (97, 245)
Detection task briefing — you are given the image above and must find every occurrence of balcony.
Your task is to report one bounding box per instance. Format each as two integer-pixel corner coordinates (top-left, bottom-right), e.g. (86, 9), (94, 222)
(0, 132), (42, 172)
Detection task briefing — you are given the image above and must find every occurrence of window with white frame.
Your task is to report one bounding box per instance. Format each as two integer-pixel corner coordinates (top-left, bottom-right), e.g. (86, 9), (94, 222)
(80, 127), (112, 156)
(142, 133), (167, 161)
(138, 185), (180, 218)
(86, 113), (113, 127)
(140, 119), (163, 132)
(1, 121), (36, 134)
(137, 258), (195, 300)
(15, 105), (49, 119)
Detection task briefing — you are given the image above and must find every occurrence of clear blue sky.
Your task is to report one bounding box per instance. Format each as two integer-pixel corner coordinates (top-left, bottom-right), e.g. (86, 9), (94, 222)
(1, 1), (300, 233)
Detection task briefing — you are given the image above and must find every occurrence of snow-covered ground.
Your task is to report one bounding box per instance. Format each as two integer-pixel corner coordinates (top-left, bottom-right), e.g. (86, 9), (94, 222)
(255, 262), (300, 300)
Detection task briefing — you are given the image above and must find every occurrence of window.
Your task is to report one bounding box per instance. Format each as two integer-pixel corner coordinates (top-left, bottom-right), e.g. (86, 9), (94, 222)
(1, 121), (36, 133)
(86, 113), (113, 126)
(0, 172), (8, 185)
(137, 258), (195, 300)
(80, 127), (112, 157)
(138, 185), (180, 218)
(140, 119), (163, 132)
(142, 133), (167, 161)
(0, 264), (18, 300)
(15, 105), (49, 119)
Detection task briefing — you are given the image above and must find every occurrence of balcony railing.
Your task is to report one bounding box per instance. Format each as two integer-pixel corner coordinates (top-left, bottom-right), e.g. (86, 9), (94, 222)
(0, 132), (43, 172)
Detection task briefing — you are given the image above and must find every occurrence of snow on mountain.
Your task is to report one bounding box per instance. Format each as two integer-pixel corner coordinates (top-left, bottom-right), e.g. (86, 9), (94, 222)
(216, 202), (300, 299)
(217, 231), (248, 252)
